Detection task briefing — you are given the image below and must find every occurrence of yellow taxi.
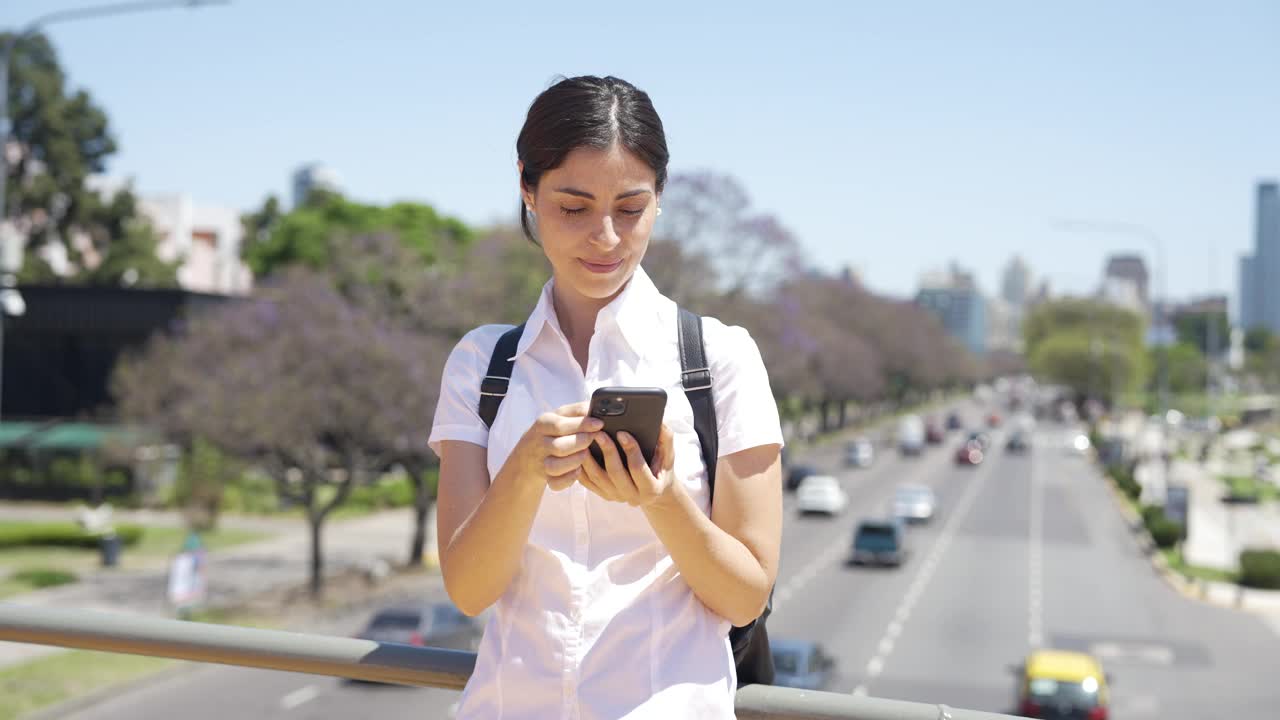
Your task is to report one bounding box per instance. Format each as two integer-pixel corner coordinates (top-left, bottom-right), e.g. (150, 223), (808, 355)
(1011, 649), (1110, 719)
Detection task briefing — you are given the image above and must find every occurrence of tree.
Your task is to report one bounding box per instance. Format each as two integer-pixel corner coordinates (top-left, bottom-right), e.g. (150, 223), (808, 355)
(113, 268), (447, 597)
(1024, 299), (1148, 402)
(243, 193), (475, 279)
(1149, 343), (1207, 395)
(1174, 311), (1229, 356)
(2, 33), (116, 266)
(1245, 328), (1274, 354)
(81, 188), (179, 287)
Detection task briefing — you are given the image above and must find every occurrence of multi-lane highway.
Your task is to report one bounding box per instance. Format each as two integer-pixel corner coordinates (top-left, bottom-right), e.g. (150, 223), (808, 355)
(60, 403), (1280, 719)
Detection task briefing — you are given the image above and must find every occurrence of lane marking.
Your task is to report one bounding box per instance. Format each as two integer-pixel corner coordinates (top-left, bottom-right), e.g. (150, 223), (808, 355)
(850, 449), (993, 696)
(280, 684), (319, 710)
(1028, 435), (1045, 649)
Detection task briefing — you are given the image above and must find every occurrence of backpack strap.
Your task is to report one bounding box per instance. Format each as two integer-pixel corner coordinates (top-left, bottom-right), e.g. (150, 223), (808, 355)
(478, 324), (526, 429)
(677, 308), (720, 498)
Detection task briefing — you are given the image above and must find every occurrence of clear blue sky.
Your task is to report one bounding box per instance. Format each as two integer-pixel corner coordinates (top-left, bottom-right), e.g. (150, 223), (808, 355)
(4, 0), (1278, 304)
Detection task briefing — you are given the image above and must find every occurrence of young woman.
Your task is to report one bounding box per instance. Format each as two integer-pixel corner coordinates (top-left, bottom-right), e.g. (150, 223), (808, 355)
(429, 75), (784, 720)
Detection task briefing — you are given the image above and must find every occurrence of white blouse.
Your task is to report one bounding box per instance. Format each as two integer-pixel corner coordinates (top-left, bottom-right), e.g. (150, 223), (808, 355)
(428, 266), (784, 720)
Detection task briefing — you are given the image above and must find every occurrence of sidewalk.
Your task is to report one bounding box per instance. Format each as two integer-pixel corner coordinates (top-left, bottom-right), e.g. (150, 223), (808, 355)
(0, 507), (422, 670)
(0, 502), (301, 534)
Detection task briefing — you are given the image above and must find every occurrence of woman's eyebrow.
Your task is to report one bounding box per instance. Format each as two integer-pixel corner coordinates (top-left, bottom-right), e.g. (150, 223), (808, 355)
(552, 187), (653, 200)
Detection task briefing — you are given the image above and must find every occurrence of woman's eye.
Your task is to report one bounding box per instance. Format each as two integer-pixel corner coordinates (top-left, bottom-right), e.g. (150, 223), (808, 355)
(618, 208), (645, 217)
(559, 207), (587, 216)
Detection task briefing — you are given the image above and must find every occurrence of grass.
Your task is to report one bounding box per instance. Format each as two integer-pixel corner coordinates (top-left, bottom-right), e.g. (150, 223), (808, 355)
(0, 524), (273, 599)
(1160, 547), (1239, 584)
(1220, 475), (1279, 503)
(0, 649), (176, 720)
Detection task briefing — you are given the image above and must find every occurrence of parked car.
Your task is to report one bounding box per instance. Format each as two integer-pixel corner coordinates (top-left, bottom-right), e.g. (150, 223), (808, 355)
(955, 440), (985, 466)
(1010, 649), (1111, 719)
(892, 484), (937, 524)
(898, 414), (926, 457)
(771, 639), (837, 691)
(354, 602), (484, 652)
(844, 438), (875, 468)
(946, 411), (964, 431)
(987, 412), (1003, 429)
(785, 464), (819, 492)
(849, 519), (906, 567)
(1006, 431), (1031, 454)
(796, 475), (848, 516)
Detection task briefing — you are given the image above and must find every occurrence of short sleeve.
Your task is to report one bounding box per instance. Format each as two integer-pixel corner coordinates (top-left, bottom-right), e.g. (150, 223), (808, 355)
(427, 325), (510, 457)
(703, 320), (785, 458)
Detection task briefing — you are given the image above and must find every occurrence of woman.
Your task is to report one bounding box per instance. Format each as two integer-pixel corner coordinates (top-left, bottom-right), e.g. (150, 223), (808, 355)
(429, 75), (784, 720)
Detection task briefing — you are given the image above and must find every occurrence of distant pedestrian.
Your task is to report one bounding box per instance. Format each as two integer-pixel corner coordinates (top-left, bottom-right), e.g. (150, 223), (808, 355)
(429, 76), (784, 719)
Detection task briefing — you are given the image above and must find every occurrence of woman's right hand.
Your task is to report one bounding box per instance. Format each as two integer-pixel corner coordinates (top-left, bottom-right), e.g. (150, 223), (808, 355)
(507, 401), (604, 491)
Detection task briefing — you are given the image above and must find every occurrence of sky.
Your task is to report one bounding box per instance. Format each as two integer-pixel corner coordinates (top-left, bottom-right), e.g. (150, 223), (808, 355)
(4, 0), (1278, 305)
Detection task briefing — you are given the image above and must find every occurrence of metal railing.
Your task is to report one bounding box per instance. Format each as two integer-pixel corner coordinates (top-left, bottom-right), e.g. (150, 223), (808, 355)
(0, 603), (1020, 720)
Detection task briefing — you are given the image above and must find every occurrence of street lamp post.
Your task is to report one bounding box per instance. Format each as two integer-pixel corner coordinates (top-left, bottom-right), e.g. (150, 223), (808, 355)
(0, 0), (228, 420)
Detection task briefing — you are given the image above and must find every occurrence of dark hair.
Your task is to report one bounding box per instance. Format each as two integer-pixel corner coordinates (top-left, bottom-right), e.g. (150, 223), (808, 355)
(516, 75), (669, 244)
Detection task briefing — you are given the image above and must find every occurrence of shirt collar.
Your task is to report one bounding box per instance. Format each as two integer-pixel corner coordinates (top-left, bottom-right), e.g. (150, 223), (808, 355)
(514, 265), (663, 360)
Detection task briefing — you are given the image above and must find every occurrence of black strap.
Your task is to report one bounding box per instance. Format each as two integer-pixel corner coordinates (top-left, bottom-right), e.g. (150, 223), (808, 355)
(478, 324), (526, 429)
(678, 308), (719, 498)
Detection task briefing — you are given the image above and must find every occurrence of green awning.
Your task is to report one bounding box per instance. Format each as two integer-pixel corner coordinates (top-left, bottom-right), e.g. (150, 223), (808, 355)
(0, 422), (153, 451)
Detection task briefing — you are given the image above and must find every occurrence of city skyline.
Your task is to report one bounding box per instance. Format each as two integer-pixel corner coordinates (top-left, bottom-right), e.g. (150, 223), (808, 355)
(3, 1), (1277, 304)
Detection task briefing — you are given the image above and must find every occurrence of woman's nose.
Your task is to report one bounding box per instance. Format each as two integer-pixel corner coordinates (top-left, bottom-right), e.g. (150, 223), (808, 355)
(590, 215), (621, 249)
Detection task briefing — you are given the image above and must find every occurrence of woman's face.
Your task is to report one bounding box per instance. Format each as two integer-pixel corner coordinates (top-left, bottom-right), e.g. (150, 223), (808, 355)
(522, 143), (659, 304)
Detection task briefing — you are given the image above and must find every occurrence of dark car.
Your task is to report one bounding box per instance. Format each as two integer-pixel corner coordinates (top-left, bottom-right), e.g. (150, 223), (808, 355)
(967, 431), (993, 450)
(1006, 431), (1031, 454)
(849, 519), (906, 567)
(771, 639), (836, 691)
(925, 418), (946, 445)
(355, 602), (483, 652)
(946, 412), (964, 431)
(955, 440), (985, 466)
(786, 464), (819, 492)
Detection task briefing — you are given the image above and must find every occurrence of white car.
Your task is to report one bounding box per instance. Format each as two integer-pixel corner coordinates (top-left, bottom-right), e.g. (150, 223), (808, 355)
(796, 475), (848, 516)
(845, 438), (875, 468)
(892, 484), (936, 524)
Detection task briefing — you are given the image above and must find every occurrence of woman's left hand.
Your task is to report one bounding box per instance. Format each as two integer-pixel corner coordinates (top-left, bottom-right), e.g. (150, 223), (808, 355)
(581, 424), (676, 506)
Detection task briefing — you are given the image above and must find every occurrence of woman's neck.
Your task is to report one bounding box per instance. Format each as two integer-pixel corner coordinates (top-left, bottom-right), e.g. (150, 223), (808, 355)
(551, 280), (617, 372)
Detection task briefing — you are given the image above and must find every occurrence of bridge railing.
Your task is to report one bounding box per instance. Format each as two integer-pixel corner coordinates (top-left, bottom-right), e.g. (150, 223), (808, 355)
(0, 603), (1021, 720)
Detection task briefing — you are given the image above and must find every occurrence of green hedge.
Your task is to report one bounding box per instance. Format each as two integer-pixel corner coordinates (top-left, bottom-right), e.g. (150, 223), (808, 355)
(1239, 549), (1280, 590)
(1141, 505), (1184, 549)
(11, 568), (78, 589)
(1109, 461), (1141, 501)
(0, 522), (144, 550)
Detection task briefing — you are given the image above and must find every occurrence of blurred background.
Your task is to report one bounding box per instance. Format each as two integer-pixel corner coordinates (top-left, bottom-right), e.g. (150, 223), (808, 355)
(0, 1), (1278, 719)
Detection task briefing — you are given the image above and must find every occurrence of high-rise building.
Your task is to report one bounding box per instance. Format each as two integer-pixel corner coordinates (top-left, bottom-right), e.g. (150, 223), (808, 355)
(917, 263), (987, 356)
(1000, 256), (1031, 308)
(1239, 181), (1280, 332)
(1103, 254), (1150, 307)
(291, 163), (343, 208)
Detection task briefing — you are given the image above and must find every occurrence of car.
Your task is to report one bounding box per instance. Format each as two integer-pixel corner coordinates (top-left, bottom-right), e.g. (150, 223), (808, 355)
(844, 438), (875, 468)
(354, 602), (484, 652)
(945, 411), (964, 431)
(1006, 431), (1031, 454)
(1011, 649), (1111, 719)
(770, 639), (836, 691)
(892, 484), (937, 523)
(966, 431), (993, 451)
(849, 519), (906, 567)
(898, 414), (926, 457)
(955, 441), (985, 466)
(785, 464), (818, 492)
(796, 475), (848, 515)
(987, 412), (1002, 429)
(925, 418), (945, 445)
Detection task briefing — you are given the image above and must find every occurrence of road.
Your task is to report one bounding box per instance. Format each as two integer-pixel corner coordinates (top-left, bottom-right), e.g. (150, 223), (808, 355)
(56, 403), (1280, 719)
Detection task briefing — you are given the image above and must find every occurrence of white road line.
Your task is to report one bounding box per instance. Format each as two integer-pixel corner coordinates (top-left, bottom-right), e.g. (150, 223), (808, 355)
(280, 684), (319, 710)
(1028, 433), (1045, 649)
(850, 453), (992, 696)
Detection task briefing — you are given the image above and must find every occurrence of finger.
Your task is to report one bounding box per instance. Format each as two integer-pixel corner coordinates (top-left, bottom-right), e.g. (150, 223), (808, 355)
(547, 468), (580, 491)
(651, 424), (675, 475)
(554, 401), (591, 418)
(618, 432), (659, 497)
(578, 455), (616, 501)
(545, 450), (589, 477)
(537, 411), (604, 437)
(546, 432), (598, 458)
(595, 432), (640, 505)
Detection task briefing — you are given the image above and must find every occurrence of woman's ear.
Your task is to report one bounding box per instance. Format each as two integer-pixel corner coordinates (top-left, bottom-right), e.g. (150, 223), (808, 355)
(518, 162), (535, 211)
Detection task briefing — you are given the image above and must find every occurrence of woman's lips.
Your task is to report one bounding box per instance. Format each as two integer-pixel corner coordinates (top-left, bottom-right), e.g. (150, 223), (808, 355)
(579, 258), (623, 274)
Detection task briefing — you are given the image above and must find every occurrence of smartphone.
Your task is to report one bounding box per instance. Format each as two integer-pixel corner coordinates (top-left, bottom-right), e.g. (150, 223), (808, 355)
(588, 387), (668, 470)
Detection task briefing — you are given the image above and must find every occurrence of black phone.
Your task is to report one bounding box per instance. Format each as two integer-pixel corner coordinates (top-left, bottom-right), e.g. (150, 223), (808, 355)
(588, 387), (668, 470)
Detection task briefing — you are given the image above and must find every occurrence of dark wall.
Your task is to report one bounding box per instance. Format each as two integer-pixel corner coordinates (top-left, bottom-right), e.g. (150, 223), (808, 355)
(2, 285), (229, 420)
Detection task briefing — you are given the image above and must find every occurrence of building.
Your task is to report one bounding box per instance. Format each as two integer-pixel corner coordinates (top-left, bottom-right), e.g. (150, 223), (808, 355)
(1238, 181), (1279, 332)
(916, 263), (987, 356)
(985, 297), (1019, 353)
(1000, 255), (1031, 308)
(291, 163), (343, 208)
(1098, 275), (1144, 313)
(139, 194), (253, 296)
(1103, 254), (1150, 308)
